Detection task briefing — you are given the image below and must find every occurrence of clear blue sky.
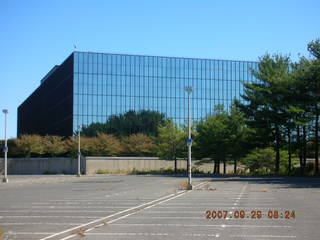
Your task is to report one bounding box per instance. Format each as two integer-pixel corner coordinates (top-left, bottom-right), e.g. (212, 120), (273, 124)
(0, 0), (319, 139)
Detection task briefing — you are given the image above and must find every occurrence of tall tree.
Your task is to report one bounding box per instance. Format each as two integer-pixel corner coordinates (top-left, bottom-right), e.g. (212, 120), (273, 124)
(156, 119), (186, 172)
(226, 102), (255, 174)
(237, 54), (292, 174)
(306, 39), (320, 174)
(290, 58), (312, 175)
(195, 105), (229, 174)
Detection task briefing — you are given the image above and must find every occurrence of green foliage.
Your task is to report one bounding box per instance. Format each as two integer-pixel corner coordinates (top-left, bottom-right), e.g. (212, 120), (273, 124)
(14, 135), (45, 157)
(226, 103), (256, 161)
(122, 133), (156, 156)
(93, 133), (123, 156)
(240, 148), (275, 173)
(156, 119), (186, 160)
(237, 54), (293, 174)
(5, 40), (320, 177)
(292, 40), (320, 175)
(82, 110), (166, 137)
(194, 105), (230, 174)
(308, 39), (320, 60)
(194, 104), (252, 173)
(43, 170), (57, 174)
(64, 134), (122, 157)
(240, 147), (298, 174)
(195, 105), (229, 159)
(43, 136), (66, 157)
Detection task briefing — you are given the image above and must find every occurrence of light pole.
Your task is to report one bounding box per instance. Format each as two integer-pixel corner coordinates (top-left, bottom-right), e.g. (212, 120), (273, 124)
(77, 125), (81, 177)
(185, 86), (193, 190)
(2, 109), (9, 183)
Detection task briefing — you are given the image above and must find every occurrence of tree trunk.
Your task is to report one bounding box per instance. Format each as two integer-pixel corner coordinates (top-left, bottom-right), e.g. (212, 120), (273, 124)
(275, 124), (280, 175)
(315, 108), (319, 175)
(174, 156), (177, 173)
(288, 127), (292, 174)
(223, 159), (226, 174)
(173, 144), (177, 173)
(213, 160), (217, 174)
(213, 160), (220, 174)
(303, 126), (307, 170)
(234, 158), (237, 174)
(297, 126), (303, 176)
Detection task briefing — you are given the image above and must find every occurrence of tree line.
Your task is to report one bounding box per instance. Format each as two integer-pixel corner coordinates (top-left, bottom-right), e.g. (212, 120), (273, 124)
(1, 133), (156, 158)
(1, 39), (319, 176)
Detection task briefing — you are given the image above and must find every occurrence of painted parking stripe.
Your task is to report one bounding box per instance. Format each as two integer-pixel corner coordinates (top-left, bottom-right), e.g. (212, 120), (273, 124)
(54, 182), (209, 240)
(0, 223), (80, 226)
(0, 215), (100, 218)
(39, 182), (208, 240)
(8, 232), (56, 235)
(83, 232), (221, 237)
(230, 235), (296, 238)
(111, 223), (292, 228)
(39, 193), (174, 240)
(0, 210), (114, 213)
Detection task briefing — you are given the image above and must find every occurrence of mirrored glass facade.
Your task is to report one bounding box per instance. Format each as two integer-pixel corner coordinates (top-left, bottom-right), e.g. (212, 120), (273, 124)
(73, 52), (258, 133)
(18, 52), (258, 137)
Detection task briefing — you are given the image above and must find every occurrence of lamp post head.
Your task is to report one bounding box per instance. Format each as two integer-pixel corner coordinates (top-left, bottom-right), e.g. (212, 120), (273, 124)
(185, 86), (193, 94)
(2, 109), (8, 114)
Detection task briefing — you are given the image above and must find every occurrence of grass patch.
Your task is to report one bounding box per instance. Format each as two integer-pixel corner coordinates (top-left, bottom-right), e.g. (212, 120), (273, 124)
(199, 183), (216, 191)
(95, 167), (208, 175)
(96, 169), (131, 174)
(178, 181), (189, 190)
(42, 170), (57, 175)
(132, 168), (208, 175)
(71, 228), (87, 237)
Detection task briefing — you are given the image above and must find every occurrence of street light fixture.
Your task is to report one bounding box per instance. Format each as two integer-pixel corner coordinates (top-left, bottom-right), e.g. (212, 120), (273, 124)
(2, 109), (9, 183)
(77, 125), (82, 177)
(185, 86), (193, 190)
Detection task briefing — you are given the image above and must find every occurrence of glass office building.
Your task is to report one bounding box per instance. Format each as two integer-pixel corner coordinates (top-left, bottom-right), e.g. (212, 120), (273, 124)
(18, 52), (258, 137)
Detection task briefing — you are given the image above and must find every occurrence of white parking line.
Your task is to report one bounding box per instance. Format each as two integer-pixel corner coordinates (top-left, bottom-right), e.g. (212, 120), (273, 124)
(152, 206), (276, 210)
(39, 192), (176, 240)
(10, 232), (56, 235)
(1, 215), (100, 218)
(0, 210), (114, 213)
(155, 203), (277, 206)
(2, 205), (126, 209)
(230, 234), (296, 238)
(0, 223), (80, 226)
(56, 181), (209, 240)
(82, 232), (221, 237)
(111, 223), (292, 228)
(227, 183), (248, 220)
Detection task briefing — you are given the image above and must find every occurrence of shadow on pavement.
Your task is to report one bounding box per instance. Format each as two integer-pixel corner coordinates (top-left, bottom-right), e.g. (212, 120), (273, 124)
(204, 176), (320, 188)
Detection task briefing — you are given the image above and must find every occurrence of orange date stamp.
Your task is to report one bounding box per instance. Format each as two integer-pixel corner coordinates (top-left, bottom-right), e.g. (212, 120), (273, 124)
(205, 210), (295, 219)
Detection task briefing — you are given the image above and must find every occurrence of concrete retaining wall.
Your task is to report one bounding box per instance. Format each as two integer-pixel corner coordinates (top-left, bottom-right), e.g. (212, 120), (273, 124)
(85, 157), (186, 174)
(0, 157), (236, 175)
(85, 157), (235, 174)
(0, 158), (86, 175)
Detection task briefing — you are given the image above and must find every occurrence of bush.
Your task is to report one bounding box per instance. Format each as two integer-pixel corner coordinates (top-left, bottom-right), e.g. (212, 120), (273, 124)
(240, 148), (275, 173)
(14, 135), (45, 157)
(94, 133), (123, 156)
(122, 133), (156, 156)
(43, 135), (66, 157)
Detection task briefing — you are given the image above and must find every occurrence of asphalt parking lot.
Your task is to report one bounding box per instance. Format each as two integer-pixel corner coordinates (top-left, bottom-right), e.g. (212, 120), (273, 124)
(1, 175), (320, 240)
